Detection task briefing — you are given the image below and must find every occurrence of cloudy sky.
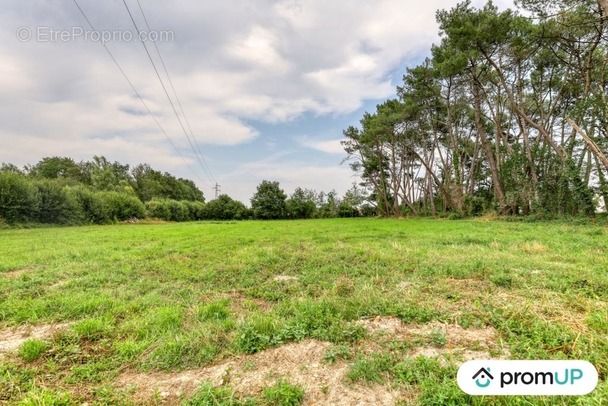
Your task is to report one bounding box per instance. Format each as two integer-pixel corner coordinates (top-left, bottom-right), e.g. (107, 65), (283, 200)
(0, 0), (514, 203)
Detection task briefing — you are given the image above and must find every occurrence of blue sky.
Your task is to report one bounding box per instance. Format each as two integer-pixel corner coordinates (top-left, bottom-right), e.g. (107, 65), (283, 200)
(0, 0), (513, 204)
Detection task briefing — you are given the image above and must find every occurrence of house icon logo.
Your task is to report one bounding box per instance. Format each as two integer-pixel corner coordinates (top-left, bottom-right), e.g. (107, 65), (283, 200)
(472, 367), (494, 388)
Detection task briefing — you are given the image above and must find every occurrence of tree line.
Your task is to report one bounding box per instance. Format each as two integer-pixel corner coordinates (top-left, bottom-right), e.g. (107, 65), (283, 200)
(342, 0), (608, 218)
(0, 157), (368, 226)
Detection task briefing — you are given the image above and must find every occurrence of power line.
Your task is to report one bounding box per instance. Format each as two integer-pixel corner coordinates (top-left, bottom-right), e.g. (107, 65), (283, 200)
(121, 0), (216, 185)
(135, 0), (217, 185)
(71, 0), (211, 189)
(213, 183), (221, 199)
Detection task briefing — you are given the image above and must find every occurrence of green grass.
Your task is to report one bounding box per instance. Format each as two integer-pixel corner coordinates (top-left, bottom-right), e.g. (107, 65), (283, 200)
(18, 339), (47, 362)
(0, 218), (607, 404)
(262, 381), (304, 406)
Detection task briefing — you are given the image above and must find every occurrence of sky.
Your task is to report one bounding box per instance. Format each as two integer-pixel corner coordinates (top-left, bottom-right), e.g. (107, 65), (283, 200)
(0, 0), (514, 204)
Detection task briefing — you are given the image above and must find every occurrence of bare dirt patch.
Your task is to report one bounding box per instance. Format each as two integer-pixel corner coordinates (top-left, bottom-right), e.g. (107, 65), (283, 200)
(0, 323), (71, 354)
(117, 340), (400, 405)
(1, 267), (34, 279)
(272, 275), (299, 282)
(357, 317), (510, 362)
(117, 318), (511, 404)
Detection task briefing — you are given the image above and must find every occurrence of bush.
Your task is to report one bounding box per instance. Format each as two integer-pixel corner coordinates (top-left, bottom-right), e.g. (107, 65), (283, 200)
(360, 204), (377, 217)
(182, 200), (206, 220)
(35, 180), (82, 225)
(146, 199), (204, 222)
(203, 195), (250, 220)
(0, 172), (40, 223)
(146, 199), (171, 220)
(66, 186), (109, 224)
(338, 202), (359, 218)
(167, 199), (190, 222)
(98, 191), (146, 221)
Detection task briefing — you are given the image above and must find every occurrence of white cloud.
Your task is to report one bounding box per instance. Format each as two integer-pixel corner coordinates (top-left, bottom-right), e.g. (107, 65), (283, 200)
(0, 0), (515, 195)
(300, 137), (347, 155)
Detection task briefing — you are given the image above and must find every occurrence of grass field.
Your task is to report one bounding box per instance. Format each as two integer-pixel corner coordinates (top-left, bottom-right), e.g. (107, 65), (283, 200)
(0, 218), (607, 405)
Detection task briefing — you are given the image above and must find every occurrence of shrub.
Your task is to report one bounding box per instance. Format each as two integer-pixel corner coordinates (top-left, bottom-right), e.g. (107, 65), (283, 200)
(0, 172), (40, 223)
(338, 202), (359, 218)
(98, 191), (146, 221)
(203, 195), (249, 220)
(146, 199), (171, 220)
(167, 199), (190, 222)
(35, 180), (82, 225)
(66, 186), (109, 224)
(183, 200), (206, 220)
(147, 199), (205, 222)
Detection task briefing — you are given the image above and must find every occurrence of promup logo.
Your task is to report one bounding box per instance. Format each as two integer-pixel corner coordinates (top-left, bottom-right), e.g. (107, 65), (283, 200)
(458, 360), (598, 396)
(472, 367), (494, 388)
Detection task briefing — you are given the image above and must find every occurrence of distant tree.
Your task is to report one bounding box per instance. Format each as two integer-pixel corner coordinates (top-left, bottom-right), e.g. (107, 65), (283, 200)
(131, 163), (204, 202)
(251, 180), (288, 220)
(90, 156), (131, 192)
(338, 202), (359, 218)
(287, 187), (316, 219)
(0, 163), (24, 174)
(132, 164), (164, 201)
(342, 182), (367, 209)
(317, 190), (339, 218)
(29, 157), (85, 182)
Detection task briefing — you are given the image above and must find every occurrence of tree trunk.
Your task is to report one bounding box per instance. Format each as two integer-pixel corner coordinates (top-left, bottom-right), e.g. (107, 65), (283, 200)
(472, 81), (506, 209)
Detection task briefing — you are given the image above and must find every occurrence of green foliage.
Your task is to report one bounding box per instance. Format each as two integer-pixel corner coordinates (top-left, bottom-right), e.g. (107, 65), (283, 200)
(0, 156), (208, 225)
(66, 186), (109, 224)
(323, 344), (352, 364)
(342, 0), (607, 219)
(18, 387), (71, 406)
(98, 191), (146, 221)
(262, 381), (304, 406)
(198, 300), (231, 322)
(236, 316), (278, 354)
(73, 318), (112, 340)
(185, 383), (255, 406)
(347, 353), (393, 383)
(0, 172), (40, 223)
(35, 180), (82, 225)
(204, 195), (250, 220)
(251, 180), (288, 220)
(183, 200), (206, 220)
(132, 163), (205, 203)
(167, 200), (189, 222)
(286, 187), (316, 219)
(29, 156), (84, 181)
(146, 199), (172, 220)
(337, 202), (359, 218)
(0, 162), (24, 174)
(18, 339), (48, 362)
